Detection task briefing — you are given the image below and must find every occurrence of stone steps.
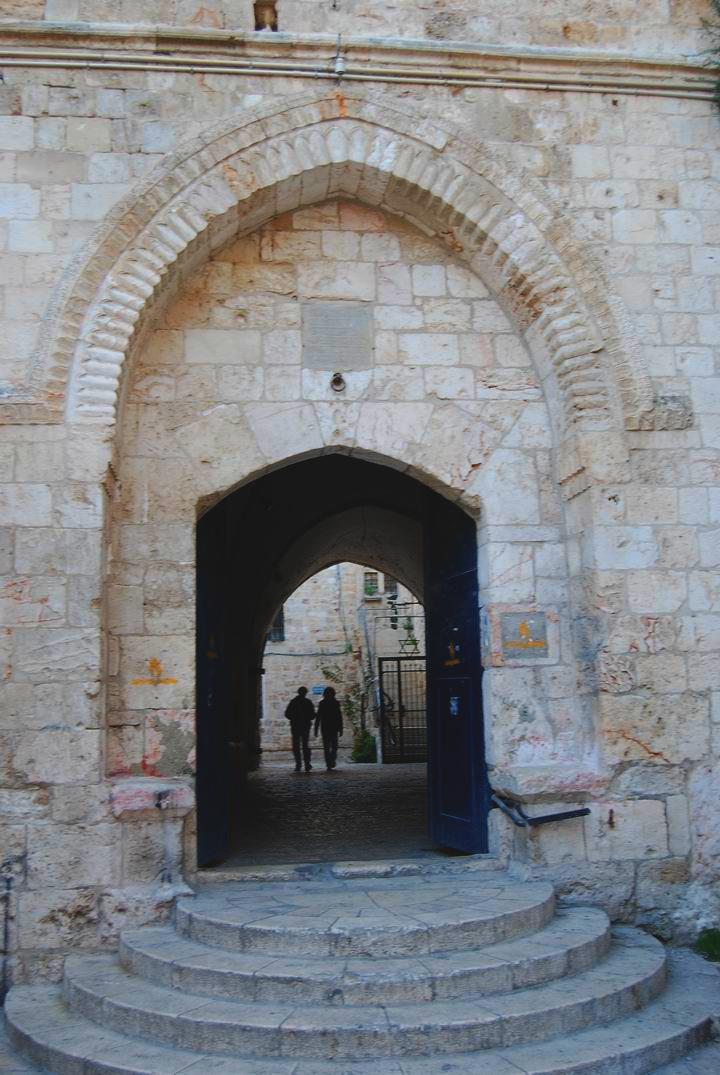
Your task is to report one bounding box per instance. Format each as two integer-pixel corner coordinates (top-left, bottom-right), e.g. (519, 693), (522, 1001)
(60, 932), (665, 1058)
(174, 877), (556, 956)
(197, 852), (502, 885)
(4, 953), (713, 1075)
(119, 906), (610, 1003)
(655, 1042), (720, 1074)
(4, 871), (718, 1073)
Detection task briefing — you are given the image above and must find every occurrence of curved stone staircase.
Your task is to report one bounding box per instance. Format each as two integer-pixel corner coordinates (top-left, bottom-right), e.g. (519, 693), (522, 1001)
(4, 863), (718, 1074)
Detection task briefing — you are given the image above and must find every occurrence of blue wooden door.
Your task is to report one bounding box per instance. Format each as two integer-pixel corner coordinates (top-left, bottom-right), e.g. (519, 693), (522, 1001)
(425, 497), (489, 853)
(196, 505), (233, 867)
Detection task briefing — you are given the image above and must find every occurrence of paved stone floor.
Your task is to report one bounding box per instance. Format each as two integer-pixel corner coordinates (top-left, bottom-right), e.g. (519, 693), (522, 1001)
(225, 761), (437, 866)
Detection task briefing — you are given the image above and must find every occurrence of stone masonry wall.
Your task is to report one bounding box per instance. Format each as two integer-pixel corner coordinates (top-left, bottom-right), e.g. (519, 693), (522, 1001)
(5, 0), (711, 55)
(0, 6), (718, 980)
(112, 198), (575, 780)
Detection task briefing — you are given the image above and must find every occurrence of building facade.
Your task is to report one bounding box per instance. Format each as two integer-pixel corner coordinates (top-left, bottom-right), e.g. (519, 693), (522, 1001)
(0, 0), (719, 984)
(261, 563), (421, 756)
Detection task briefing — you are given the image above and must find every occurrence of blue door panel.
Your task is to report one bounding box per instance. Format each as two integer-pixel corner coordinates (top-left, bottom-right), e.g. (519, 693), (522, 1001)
(426, 500), (489, 853)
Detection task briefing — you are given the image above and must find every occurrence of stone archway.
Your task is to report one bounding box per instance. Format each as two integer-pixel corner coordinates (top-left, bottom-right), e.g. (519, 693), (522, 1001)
(196, 452), (487, 866)
(13, 87), (657, 895)
(8, 88), (652, 441)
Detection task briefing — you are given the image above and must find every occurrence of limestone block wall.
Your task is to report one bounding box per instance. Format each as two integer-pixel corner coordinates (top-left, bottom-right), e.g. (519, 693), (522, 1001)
(111, 198), (580, 781)
(0, 6), (717, 977)
(6, 0), (711, 54)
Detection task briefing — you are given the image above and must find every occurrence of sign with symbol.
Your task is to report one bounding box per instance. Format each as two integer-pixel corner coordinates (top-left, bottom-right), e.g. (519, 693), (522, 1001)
(444, 632), (462, 668)
(312, 685), (324, 695)
(501, 613), (548, 659)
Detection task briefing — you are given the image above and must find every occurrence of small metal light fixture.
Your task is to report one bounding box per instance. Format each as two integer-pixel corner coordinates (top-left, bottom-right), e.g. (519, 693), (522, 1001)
(330, 372), (346, 393)
(253, 0), (278, 31)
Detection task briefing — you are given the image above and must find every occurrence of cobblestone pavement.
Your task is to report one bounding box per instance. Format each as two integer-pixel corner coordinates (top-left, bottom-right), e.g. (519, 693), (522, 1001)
(226, 761), (437, 866)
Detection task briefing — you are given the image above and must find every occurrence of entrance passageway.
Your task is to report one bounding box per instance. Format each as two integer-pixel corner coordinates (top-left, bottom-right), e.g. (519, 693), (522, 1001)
(225, 762), (430, 866)
(196, 454), (488, 868)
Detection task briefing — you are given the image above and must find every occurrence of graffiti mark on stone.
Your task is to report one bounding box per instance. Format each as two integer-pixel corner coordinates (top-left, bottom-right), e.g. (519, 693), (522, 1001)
(131, 658), (177, 686)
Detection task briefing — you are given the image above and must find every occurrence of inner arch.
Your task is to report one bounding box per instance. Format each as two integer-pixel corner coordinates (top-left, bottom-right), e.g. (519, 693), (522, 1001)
(196, 452), (487, 867)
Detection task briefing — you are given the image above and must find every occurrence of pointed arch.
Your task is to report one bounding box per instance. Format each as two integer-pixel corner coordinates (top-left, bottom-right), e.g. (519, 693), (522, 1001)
(8, 89), (653, 432)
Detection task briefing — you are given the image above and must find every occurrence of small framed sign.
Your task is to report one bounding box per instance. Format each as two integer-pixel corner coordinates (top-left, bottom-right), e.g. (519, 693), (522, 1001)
(501, 613), (548, 660)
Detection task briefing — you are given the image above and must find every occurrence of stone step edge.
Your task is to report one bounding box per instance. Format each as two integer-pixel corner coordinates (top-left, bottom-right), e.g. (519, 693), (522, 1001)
(174, 883), (556, 956)
(654, 1041), (720, 1074)
(192, 853), (503, 885)
(118, 906), (611, 1003)
(60, 933), (667, 1058)
(4, 951), (714, 1075)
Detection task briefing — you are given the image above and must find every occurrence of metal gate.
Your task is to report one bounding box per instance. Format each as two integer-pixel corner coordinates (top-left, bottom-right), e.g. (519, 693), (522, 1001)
(378, 656), (427, 763)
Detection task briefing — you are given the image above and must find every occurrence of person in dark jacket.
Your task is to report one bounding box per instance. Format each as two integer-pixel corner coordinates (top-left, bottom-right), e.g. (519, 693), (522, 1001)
(285, 686), (315, 772)
(314, 686), (344, 771)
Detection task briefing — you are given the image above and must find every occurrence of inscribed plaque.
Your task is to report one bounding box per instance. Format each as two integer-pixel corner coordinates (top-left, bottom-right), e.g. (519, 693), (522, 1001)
(302, 302), (373, 370)
(501, 613), (548, 659)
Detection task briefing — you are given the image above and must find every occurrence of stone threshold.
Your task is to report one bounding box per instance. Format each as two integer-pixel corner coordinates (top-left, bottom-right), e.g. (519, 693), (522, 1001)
(0, 21), (713, 101)
(190, 852), (502, 885)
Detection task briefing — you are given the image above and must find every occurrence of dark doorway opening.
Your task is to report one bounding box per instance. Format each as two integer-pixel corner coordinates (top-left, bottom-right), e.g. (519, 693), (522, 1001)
(196, 454), (489, 868)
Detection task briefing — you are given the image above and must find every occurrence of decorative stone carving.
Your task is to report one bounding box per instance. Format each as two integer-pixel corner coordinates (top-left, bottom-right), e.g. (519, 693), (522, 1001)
(2, 90), (653, 435)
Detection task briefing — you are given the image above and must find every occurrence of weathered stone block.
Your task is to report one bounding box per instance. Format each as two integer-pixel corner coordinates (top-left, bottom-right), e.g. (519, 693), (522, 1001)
(625, 487), (677, 525)
(676, 614), (720, 653)
(635, 654), (687, 694)
(51, 784), (110, 825)
(688, 570), (720, 612)
(245, 400), (322, 461)
(297, 262), (375, 301)
(585, 799), (669, 862)
(17, 889), (100, 950)
(602, 691), (709, 766)
(666, 795), (691, 857)
(14, 527), (101, 576)
(0, 576), (65, 628)
(12, 627), (100, 683)
(26, 823), (120, 889)
(185, 328), (261, 365)
(590, 527), (658, 571)
(121, 817), (183, 884)
(120, 634), (194, 712)
(66, 118), (111, 153)
(627, 570), (687, 614)
(13, 728), (102, 785)
(0, 484), (51, 527)
(0, 183), (40, 219)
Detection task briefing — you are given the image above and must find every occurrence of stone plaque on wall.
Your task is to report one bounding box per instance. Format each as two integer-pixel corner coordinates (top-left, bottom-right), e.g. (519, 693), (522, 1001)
(302, 302), (373, 370)
(501, 613), (548, 659)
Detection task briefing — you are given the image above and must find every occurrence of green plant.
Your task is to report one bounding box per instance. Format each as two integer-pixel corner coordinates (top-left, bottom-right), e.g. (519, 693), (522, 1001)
(351, 729), (377, 763)
(695, 927), (720, 962)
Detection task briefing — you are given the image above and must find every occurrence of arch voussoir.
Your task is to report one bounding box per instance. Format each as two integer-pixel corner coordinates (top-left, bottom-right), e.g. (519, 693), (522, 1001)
(14, 89), (654, 432)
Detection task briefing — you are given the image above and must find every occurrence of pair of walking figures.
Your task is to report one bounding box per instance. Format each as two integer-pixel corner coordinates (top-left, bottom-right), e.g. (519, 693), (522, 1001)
(285, 686), (344, 772)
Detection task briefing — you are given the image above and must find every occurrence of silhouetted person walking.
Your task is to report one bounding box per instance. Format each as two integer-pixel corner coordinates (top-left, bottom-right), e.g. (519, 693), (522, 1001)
(285, 686), (315, 773)
(315, 686), (343, 771)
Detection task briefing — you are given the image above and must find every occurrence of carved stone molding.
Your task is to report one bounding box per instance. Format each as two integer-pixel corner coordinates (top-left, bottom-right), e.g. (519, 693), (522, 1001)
(1, 89), (654, 434)
(0, 22), (713, 102)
